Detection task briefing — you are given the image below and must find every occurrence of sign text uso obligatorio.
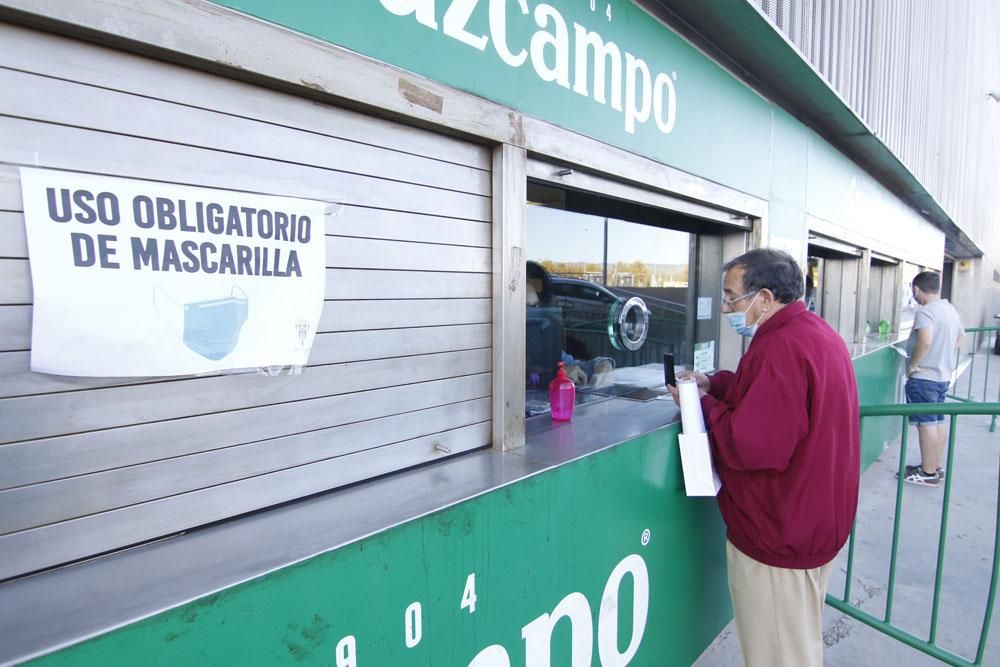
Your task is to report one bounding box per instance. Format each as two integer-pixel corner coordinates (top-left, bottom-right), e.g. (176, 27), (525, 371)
(46, 187), (309, 277)
(380, 0), (677, 136)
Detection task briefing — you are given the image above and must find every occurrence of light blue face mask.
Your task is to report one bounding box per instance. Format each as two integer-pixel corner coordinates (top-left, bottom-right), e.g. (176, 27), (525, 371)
(725, 290), (765, 337)
(182, 287), (249, 361)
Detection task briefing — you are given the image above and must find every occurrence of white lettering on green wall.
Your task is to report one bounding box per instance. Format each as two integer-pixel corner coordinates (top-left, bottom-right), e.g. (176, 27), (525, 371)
(335, 635), (357, 667)
(573, 24), (622, 110)
(598, 554), (649, 666)
(464, 553), (650, 666)
(381, 0), (439, 28)
(653, 71), (677, 133)
(378, 0), (678, 136)
(530, 4), (571, 89)
(490, 0), (529, 66)
(445, 0), (489, 50)
(624, 52), (650, 134)
(522, 591), (593, 666)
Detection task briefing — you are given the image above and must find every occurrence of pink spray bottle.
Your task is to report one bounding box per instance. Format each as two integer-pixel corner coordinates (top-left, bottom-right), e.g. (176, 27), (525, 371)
(548, 361), (576, 421)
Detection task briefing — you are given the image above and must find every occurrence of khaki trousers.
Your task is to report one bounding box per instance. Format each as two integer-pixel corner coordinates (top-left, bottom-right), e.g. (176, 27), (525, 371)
(726, 540), (834, 667)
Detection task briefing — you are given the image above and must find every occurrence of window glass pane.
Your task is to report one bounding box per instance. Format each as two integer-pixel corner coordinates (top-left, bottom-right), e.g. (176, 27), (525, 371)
(807, 244), (860, 342)
(525, 202), (691, 413)
(866, 259), (897, 334)
(805, 257), (821, 314)
(899, 262), (921, 332)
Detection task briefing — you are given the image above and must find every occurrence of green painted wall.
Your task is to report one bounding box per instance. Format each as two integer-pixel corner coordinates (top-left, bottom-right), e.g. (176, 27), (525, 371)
(853, 344), (908, 470)
(30, 349), (905, 666)
(765, 109), (809, 256)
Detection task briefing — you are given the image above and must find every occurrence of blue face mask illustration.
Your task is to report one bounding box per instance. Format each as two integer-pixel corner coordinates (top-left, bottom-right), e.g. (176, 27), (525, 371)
(725, 291), (764, 337)
(182, 288), (249, 361)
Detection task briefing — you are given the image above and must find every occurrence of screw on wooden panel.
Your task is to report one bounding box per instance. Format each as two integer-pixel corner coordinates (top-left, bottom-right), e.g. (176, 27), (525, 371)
(435, 444), (453, 454)
(557, 169), (574, 176)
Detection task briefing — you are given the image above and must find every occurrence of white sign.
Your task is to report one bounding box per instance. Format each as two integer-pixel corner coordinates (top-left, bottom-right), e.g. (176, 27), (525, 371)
(20, 168), (328, 377)
(693, 341), (715, 373)
(696, 297), (712, 320)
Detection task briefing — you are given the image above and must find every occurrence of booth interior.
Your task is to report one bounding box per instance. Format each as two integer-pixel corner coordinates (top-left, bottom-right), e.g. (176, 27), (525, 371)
(524, 181), (745, 421)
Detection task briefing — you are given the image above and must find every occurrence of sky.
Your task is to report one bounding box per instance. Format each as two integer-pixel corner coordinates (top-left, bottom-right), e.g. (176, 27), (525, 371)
(527, 205), (690, 265)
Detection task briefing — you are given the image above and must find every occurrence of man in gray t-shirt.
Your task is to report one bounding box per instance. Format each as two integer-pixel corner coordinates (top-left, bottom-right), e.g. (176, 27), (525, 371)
(901, 271), (964, 486)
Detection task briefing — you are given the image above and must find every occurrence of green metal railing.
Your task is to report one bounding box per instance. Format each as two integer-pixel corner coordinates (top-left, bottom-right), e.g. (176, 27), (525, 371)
(828, 402), (1000, 665)
(948, 326), (1000, 432)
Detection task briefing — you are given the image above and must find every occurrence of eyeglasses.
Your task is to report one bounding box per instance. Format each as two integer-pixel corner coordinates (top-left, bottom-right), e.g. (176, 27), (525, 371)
(721, 290), (760, 309)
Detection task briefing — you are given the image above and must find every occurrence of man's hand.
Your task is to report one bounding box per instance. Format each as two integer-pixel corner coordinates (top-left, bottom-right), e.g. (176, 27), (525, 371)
(907, 365), (926, 377)
(667, 371), (709, 402)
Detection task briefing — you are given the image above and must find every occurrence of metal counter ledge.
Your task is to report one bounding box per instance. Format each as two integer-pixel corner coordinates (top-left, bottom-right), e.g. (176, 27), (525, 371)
(0, 393), (681, 665)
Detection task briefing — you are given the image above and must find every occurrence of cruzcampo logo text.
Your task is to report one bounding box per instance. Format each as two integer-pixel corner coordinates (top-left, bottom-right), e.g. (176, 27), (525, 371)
(380, 0), (678, 136)
(332, 553), (650, 666)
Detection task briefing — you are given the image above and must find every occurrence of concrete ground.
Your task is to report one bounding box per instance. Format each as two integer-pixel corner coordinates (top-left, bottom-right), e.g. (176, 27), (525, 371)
(694, 346), (1000, 666)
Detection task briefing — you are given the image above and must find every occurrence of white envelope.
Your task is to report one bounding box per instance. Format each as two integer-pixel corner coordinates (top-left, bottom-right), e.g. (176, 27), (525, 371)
(678, 432), (722, 496)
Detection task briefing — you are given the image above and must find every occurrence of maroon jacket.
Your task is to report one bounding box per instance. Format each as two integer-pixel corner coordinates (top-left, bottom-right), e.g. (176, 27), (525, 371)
(701, 301), (860, 569)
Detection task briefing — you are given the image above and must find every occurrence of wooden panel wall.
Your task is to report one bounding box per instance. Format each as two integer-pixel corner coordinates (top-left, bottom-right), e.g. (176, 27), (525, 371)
(867, 263), (898, 326)
(0, 24), (493, 580)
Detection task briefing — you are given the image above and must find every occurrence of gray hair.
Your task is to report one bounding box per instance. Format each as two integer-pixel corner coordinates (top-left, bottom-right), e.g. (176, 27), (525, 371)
(723, 249), (804, 304)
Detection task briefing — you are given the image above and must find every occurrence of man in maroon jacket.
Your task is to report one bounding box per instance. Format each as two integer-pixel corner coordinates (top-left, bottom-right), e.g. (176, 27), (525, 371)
(676, 249), (860, 666)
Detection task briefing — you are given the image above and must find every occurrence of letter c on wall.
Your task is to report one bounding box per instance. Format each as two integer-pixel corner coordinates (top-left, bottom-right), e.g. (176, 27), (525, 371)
(490, 0), (529, 67)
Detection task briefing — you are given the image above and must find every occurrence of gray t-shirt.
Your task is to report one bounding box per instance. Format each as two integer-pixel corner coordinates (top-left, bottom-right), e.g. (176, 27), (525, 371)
(906, 298), (963, 383)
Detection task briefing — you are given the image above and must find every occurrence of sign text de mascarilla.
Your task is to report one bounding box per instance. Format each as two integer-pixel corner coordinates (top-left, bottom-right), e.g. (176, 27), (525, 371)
(47, 187), (310, 277)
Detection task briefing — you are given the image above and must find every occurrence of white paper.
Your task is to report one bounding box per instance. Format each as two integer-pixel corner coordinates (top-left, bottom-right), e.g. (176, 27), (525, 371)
(677, 378), (707, 434)
(693, 341), (715, 373)
(678, 432), (722, 496)
(697, 297), (712, 320)
(676, 377), (720, 496)
(20, 168), (328, 376)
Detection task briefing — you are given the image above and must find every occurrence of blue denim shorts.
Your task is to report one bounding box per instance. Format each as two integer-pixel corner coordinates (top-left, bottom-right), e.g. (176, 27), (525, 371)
(905, 378), (950, 425)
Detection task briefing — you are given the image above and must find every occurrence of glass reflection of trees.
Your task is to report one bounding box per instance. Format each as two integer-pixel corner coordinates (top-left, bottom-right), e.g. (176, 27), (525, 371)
(527, 206), (691, 378)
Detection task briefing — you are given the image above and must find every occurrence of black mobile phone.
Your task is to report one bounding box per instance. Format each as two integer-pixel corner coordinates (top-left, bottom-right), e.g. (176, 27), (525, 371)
(663, 353), (676, 388)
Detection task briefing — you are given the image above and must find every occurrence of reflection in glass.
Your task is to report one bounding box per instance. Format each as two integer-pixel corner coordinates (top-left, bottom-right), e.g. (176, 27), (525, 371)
(867, 258), (898, 335)
(525, 203), (691, 414)
(899, 262), (921, 333)
(806, 245), (861, 342)
(805, 258), (821, 313)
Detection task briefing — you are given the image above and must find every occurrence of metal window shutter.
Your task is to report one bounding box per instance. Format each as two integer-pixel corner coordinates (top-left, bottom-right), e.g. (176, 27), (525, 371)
(0, 23), (493, 581)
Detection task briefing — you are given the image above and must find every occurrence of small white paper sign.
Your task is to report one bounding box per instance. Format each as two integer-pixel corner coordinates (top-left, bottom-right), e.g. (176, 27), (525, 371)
(768, 235), (804, 265)
(693, 340), (715, 373)
(697, 297), (712, 320)
(678, 432), (722, 496)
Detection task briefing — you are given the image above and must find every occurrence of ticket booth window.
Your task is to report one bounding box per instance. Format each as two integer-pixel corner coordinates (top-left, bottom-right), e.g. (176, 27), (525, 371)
(807, 234), (862, 342)
(899, 262), (922, 333)
(867, 256), (899, 334)
(525, 181), (743, 415)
